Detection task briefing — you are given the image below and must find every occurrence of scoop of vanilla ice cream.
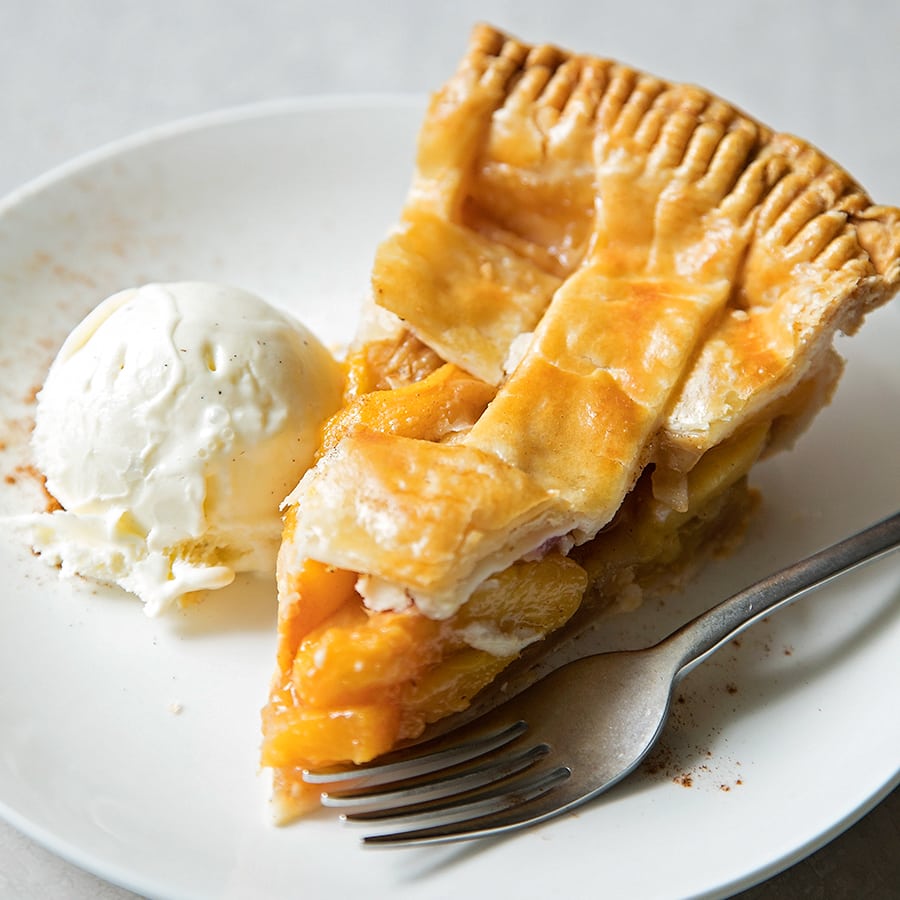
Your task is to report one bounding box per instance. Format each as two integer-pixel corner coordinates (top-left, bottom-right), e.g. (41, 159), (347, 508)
(29, 282), (344, 615)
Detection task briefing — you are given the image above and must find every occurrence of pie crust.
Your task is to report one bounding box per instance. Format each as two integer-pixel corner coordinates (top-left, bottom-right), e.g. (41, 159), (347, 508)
(260, 24), (900, 820)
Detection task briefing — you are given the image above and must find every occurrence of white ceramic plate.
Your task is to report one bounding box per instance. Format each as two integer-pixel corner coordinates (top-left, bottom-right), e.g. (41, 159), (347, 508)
(0, 98), (898, 900)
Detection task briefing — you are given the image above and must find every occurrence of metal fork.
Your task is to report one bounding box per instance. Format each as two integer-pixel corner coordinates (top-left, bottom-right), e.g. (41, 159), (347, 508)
(303, 511), (900, 846)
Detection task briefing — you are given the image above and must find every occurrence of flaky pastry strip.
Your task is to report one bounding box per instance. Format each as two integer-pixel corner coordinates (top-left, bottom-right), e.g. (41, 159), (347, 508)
(376, 25), (900, 460)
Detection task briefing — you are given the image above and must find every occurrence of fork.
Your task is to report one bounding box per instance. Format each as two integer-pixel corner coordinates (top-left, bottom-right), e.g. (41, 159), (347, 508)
(303, 510), (900, 846)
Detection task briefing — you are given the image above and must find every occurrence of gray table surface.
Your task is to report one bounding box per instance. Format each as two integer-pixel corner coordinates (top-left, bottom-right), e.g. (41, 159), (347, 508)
(1, 1), (898, 897)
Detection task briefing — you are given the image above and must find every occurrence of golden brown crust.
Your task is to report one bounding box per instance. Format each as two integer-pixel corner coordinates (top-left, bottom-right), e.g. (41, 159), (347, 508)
(283, 429), (573, 617)
(376, 24), (899, 465)
(286, 25), (898, 614)
(372, 214), (561, 385)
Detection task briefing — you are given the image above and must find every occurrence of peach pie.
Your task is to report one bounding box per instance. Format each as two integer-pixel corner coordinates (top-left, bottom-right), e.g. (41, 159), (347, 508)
(261, 24), (900, 819)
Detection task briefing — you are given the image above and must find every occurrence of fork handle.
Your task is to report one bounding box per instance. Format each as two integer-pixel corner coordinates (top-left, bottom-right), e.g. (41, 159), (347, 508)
(664, 510), (900, 677)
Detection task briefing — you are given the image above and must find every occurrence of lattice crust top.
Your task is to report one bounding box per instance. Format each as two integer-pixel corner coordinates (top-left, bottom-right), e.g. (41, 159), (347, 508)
(283, 24), (900, 620)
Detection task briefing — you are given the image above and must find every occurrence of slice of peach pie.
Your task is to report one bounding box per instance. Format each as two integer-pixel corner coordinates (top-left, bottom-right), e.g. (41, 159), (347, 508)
(261, 24), (900, 820)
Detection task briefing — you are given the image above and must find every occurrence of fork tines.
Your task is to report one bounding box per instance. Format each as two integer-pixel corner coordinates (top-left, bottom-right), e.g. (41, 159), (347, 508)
(302, 717), (573, 846)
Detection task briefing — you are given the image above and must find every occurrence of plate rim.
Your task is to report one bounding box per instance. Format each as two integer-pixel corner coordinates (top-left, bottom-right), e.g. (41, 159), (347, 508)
(0, 92), (426, 218)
